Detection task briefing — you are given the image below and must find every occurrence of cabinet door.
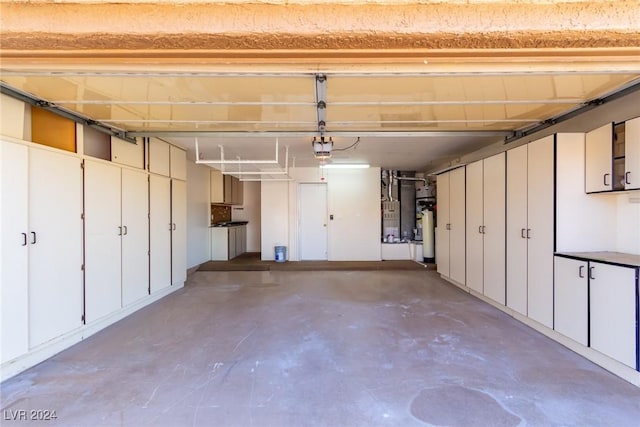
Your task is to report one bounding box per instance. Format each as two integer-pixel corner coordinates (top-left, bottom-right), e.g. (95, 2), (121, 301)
(84, 160), (122, 323)
(224, 174), (233, 204)
(436, 173), (450, 276)
(585, 123), (613, 193)
(0, 141), (29, 363)
(148, 138), (170, 177)
(111, 136), (143, 169)
(449, 167), (466, 285)
(29, 149), (83, 347)
(171, 179), (187, 286)
(526, 135), (555, 328)
(465, 160), (484, 294)
(210, 169), (224, 203)
(232, 176), (243, 205)
(506, 144), (528, 316)
(590, 262), (637, 368)
(625, 117), (640, 190)
(122, 168), (149, 305)
(150, 174), (171, 293)
(210, 227), (229, 260)
(170, 145), (187, 181)
(483, 152), (506, 305)
(553, 257), (588, 346)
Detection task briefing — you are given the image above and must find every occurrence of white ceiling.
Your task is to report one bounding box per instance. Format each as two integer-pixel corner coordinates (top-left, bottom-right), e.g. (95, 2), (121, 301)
(2, 70), (639, 171)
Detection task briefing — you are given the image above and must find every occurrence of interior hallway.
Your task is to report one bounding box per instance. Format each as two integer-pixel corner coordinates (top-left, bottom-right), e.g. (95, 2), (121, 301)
(2, 269), (640, 426)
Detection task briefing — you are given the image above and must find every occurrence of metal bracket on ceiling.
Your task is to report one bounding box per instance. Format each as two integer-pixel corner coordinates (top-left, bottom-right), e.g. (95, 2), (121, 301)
(195, 138), (292, 180)
(0, 82), (137, 144)
(315, 74), (327, 136)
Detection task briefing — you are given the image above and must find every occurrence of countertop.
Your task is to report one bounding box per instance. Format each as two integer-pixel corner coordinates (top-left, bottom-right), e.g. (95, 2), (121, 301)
(555, 251), (640, 268)
(210, 221), (248, 228)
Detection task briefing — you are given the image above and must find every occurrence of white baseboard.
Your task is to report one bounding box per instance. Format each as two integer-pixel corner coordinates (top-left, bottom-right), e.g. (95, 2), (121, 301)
(440, 274), (640, 388)
(1, 283), (183, 382)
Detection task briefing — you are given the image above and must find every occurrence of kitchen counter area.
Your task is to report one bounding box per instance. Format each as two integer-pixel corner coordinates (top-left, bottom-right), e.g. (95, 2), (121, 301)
(211, 222), (248, 260)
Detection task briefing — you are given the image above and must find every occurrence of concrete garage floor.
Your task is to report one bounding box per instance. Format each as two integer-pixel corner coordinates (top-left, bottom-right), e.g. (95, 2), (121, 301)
(2, 269), (640, 426)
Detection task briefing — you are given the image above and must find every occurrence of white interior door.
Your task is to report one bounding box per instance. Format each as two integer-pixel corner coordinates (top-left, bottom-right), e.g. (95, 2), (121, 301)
(0, 141), (29, 363)
(299, 183), (328, 260)
(150, 174), (171, 293)
(465, 160), (484, 294)
(84, 160), (122, 323)
(29, 149), (83, 347)
(122, 168), (149, 305)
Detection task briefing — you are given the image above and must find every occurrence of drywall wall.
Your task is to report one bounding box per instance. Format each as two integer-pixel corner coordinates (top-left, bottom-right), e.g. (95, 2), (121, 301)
(327, 167), (382, 261)
(616, 193), (640, 254)
(232, 181), (261, 253)
(186, 159), (211, 268)
(261, 181), (289, 260)
(261, 166), (381, 261)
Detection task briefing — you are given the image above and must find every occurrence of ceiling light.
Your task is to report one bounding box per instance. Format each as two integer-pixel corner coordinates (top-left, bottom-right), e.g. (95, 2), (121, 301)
(320, 164), (370, 169)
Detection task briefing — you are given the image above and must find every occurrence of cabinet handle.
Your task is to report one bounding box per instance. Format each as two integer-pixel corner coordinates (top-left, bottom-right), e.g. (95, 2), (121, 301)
(123, 225), (128, 235)
(21, 232), (27, 246)
(478, 225), (483, 234)
(169, 223), (173, 231)
(526, 229), (531, 239)
(172, 223), (177, 231)
(625, 171), (631, 185)
(30, 231), (36, 244)
(482, 226), (486, 234)
(589, 266), (595, 280)
(603, 173), (610, 187)
(521, 228), (526, 238)
(118, 226), (122, 236)
(578, 265), (584, 278)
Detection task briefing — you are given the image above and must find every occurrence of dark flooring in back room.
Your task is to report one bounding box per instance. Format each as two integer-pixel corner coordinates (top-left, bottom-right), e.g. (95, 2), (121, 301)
(2, 269), (640, 427)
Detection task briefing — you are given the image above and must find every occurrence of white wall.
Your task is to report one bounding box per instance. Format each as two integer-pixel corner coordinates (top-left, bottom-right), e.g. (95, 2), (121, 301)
(616, 193), (640, 254)
(261, 181), (289, 260)
(186, 159), (211, 268)
(555, 133), (617, 252)
(261, 166), (381, 261)
(232, 181), (261, 252)
(327, 167), (381, 261)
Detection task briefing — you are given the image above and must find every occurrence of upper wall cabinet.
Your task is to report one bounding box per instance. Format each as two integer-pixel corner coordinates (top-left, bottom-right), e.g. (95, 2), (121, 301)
(31, 106), (76, 153)
(585, 117), (640, 193)
(112, 136), (144, 169)
(148, 138), (186, 180)
(624, 117), (640, 190)
(211, 169), (243, 205)
(148, 138), (171, 176)
(170, 145), (187, 181)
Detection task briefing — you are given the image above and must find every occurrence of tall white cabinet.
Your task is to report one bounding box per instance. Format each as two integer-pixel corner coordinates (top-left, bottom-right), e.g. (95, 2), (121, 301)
(84, 160), (150, 322)
(148, 139), (187, 292)
(465, 153), (506, 304)
(150, 174), (172, 293)
(1, 141), (83, 360)
(171, 179), (187, 286)
(506, 135), (555, 328)
(436, 167), (465, 285)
